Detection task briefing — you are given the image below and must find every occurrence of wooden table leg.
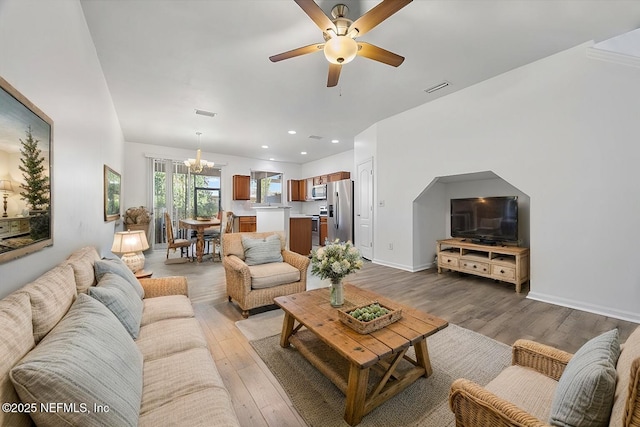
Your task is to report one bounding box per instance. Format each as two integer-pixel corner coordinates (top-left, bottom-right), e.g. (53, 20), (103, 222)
(279, 312), (295, 348)
(414, 338), (433, 378)
(195, 228), (205, 262)
(344, 363), (369, 426)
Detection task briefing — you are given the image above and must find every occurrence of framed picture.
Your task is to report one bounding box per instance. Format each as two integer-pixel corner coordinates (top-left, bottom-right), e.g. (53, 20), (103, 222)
(104, 165), (121, 222)
(0, 76), (53, 263)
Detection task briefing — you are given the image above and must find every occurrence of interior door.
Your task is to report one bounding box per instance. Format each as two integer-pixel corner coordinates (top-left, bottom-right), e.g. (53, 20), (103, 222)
(356, 158), (373, 260)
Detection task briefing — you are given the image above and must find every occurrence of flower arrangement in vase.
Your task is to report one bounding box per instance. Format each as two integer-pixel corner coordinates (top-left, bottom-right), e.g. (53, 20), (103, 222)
(310, 239), (363, 307)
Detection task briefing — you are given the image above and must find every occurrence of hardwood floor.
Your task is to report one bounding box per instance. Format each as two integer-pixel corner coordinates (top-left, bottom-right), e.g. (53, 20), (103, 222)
(146, 250), (638, 427)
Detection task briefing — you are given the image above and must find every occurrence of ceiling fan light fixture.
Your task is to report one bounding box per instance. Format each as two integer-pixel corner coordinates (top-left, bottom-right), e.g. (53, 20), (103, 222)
(323, 36), (358, 64)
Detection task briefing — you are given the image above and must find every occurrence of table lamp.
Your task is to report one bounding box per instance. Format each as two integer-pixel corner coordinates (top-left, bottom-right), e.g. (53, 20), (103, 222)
(0, 180), (14, 217)
(111, 230), (149, 273)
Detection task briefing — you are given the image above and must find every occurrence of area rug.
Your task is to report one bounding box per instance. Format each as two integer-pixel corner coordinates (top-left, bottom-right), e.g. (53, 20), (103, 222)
(249, 322), (511, 427)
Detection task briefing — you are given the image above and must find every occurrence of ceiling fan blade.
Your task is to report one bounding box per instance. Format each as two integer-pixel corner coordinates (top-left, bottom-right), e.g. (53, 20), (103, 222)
(327, 63), (342, 87)
(269, 43), (324, 62)
(348, 0), (412, 37)
(357, 42), (404, 67)
(294, 0), (337, 34)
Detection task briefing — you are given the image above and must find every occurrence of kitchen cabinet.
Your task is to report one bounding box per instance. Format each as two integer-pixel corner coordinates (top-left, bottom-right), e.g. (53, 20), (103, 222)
(289, 217), (312, 255)
(238, 216), (256, 232)
(233, 175), (250, 200)
(313, 175), (328, 185)
(319, 216), (327, 246)
(287, 179), (307, 202)
(328, 171), (350, 182)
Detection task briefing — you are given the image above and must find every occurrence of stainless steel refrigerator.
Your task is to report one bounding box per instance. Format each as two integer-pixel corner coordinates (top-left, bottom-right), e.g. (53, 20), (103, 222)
(326, 179), (354, 243)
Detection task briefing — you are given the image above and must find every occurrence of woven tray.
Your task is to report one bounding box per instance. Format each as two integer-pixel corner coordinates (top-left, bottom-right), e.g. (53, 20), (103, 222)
(338, 302), (402, 334)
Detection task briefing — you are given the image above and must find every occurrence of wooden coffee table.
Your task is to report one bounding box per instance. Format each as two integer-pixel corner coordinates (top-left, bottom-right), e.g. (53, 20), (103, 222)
(274, 283), (448, 426)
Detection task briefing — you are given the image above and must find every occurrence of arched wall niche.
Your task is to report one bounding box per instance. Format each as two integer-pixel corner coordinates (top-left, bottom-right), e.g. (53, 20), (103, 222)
(412, 171), (530, 271)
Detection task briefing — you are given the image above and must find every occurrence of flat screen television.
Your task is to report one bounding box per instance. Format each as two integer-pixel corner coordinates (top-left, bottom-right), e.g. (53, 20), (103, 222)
(450, 196), (518, 244)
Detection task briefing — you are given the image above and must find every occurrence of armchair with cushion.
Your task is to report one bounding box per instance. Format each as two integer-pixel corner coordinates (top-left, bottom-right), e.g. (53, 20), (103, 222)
(449, 326), (640, 427)
(222, 231), (310, 318)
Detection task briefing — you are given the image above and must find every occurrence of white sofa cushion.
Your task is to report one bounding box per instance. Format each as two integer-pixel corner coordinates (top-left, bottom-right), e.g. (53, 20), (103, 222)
(89, 272), (144, 339)
(95, 258), (145, 299)
(10, 294), (143, 427)
(0, 292), (34, 427)
(141, 294), (194, 327)
(21, 263), (76, 344)
(249, 262), (301, 289)
(242, 234), (283, 265)
(610, 327), (640, 427)
(549, 329), (620, 427)
(65, 246), (101, 293)
(485, 364), (558, 422)
(136, 318), (207, 361)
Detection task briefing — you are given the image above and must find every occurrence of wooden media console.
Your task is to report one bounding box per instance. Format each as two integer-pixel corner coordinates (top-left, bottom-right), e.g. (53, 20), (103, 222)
(436, 238), (529, 293)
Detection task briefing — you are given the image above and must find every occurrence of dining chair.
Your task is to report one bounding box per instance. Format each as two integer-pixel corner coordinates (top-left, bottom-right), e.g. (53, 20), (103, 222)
(164, 212), (192, 260)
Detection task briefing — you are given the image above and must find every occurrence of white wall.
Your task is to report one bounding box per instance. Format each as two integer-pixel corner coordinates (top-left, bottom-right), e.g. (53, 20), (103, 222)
(356, 42), (640, 322)
(301, 150), (354, 178)
(0, 0), (125, 297)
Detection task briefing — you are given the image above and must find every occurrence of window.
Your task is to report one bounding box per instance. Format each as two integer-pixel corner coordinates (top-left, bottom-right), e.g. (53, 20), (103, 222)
(151, 158), (221, 245)
(191, 170), (221, 219)
(250, 170), (282, 204)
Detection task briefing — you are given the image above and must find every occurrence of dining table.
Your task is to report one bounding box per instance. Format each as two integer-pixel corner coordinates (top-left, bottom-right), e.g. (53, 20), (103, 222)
(179, 218), (221, 262)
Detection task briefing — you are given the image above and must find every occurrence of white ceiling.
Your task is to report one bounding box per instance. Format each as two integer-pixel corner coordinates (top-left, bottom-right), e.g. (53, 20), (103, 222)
(80, 0), (640, 164)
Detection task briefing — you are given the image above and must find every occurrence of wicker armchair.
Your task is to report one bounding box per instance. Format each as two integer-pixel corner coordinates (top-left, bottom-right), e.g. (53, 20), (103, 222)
(449, 326), (640, 427)
(222, 231), (310, 318)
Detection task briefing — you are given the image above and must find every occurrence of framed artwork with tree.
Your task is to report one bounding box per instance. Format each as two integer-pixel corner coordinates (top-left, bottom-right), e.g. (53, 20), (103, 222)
(104, 165), (121, 222)
(0, 76), (53, 263)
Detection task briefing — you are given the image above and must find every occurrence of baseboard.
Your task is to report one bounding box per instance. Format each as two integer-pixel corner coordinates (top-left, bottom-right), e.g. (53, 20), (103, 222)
(371, 259), (435, 273)
(527, 291), (640, 324)
(371, 258), (414, 272)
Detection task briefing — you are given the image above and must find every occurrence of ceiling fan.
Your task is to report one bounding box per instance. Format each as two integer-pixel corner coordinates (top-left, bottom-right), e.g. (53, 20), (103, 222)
(269, 0), (412, 87)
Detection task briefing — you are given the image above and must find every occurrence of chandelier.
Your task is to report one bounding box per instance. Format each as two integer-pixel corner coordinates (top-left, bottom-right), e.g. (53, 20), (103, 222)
(184, 132), (214, 173)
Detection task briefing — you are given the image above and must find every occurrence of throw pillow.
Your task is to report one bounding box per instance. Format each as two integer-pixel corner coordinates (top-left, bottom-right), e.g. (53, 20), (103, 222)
(89, 272), (144, 339)
(94, 257), (144, 299)
(242, 234), (283, 266)
(549, 329), (620, 427)
(10, 293), (143, 427)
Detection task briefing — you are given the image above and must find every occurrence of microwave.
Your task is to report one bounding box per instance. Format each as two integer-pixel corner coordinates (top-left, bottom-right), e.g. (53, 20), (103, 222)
(311, 184), (327, 200)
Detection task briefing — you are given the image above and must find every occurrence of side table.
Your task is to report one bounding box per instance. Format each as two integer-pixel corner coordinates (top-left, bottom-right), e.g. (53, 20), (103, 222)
(134, 270), (153, 279)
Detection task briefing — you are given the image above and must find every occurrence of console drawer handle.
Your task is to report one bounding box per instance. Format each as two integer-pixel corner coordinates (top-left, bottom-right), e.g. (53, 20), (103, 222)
(500, 269), (505, 274)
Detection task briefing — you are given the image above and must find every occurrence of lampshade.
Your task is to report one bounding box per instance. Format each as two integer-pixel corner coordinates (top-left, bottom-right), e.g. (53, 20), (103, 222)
(111, 230), (149, 273)
(323, 36), (358, 65)
(0, 180), (14, 193)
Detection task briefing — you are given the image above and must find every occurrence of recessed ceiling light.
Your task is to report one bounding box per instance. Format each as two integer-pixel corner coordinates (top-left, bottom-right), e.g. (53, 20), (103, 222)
(301, 151), (307, 155)
(331, 139), (339, 143)
(261, 145), (269, 149)
(288, 130), (297, 135)
(269, 157), (275, 161)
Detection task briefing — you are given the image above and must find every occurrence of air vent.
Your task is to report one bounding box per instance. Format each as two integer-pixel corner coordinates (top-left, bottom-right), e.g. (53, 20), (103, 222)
(308, 135), (323, 140)
(195, 109), (217, 117)
(424, 81), (450, 94)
